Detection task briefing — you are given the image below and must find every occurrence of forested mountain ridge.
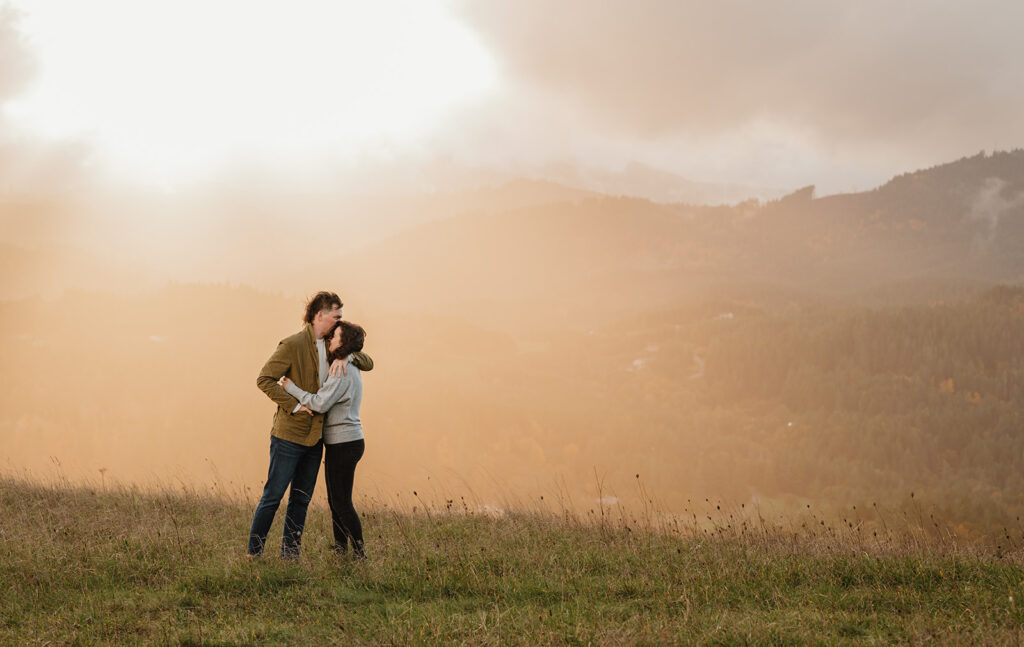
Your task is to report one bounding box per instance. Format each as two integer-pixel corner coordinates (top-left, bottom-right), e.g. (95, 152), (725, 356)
(5, 150), (1023, 310)
(748, 149), (1024, 289)
(313, 150), (1024, 330)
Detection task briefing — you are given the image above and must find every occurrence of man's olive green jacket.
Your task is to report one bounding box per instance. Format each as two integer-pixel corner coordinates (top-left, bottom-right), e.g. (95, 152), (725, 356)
(256, 324), (373, 446)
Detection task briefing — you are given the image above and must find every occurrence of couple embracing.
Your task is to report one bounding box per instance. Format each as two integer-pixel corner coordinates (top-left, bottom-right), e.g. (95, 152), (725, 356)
(246, 291), (372, 559)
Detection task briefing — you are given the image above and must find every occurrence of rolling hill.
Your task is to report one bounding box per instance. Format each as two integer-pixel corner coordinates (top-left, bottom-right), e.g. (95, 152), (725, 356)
(291, 151), (1024, 332)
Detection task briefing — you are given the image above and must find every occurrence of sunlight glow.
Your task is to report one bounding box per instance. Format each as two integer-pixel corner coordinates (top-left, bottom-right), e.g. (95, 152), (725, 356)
(4, 0), (497, 186)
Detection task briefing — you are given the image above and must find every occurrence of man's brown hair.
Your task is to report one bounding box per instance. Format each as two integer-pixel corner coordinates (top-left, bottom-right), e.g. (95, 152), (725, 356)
(303, 291), (343, 324)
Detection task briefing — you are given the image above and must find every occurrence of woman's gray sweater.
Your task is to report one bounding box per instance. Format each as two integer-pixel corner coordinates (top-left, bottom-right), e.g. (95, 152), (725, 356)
(284, 360), (363, 445)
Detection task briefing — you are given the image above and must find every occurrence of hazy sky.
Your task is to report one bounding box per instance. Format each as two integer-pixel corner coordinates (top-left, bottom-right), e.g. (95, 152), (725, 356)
(2, 0), (1023, 195)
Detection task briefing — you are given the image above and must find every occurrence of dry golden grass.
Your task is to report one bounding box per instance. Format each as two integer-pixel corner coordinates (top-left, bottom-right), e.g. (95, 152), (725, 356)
(2, 475), (1024, 645)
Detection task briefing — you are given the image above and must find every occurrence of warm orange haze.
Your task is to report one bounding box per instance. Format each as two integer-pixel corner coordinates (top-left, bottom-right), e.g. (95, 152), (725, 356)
(7, 4), (1024, 643)
(4, 0), (1024, 535)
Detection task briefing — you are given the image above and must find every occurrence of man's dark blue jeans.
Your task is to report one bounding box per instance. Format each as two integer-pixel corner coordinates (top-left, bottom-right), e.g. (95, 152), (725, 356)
(247, 436), (324, 558)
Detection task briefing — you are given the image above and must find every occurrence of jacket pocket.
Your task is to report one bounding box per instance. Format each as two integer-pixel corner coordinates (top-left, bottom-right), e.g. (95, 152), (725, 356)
(277, 406), (314, 435)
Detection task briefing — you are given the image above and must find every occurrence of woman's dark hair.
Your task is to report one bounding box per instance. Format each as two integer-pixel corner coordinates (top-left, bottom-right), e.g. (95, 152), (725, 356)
(303, 291), (343, 324)
(328, 320), (366, 363)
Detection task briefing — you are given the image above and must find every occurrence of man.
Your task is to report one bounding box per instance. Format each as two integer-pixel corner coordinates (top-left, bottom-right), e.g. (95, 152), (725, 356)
(247, 291), (374, 558)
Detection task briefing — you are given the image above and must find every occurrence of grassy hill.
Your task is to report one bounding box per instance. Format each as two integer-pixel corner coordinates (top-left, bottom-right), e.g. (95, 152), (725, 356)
(3, 478), (1024, 645)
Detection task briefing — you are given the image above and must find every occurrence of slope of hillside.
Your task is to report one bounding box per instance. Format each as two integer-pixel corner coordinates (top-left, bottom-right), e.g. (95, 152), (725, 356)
(2, 478), (1022, 646)
(296, 150), (1024, 331)
(304, 197), (746, 330)
(753, 150), (1024, 286)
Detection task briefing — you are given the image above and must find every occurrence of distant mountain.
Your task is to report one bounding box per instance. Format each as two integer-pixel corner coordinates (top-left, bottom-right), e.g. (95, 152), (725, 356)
(316, 155), (787, 206)
(304, 195), (789, 331)
(746, 150), (1024, 290)
(540, 160), (787, 205)
(300, 150), (1024, 330)
(8, 150), (1024, 320)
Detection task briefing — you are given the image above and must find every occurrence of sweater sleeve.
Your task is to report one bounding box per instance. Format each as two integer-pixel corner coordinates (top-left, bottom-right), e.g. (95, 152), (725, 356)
(284, 374), (351, 414)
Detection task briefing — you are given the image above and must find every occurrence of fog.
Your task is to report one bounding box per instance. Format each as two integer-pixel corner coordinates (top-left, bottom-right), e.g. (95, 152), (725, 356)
(6, 170), (1023, 522)
(1, 192), (728, 512)
(4, 2), (1024, 523)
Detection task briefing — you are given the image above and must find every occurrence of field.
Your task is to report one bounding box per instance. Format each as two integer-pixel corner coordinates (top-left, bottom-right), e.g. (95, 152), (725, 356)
(2, 478), (1024, 645)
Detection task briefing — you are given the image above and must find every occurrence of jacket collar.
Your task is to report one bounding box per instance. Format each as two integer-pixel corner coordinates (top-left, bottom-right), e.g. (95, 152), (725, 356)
(303, 323), (318, 346)
(303, 323), (321, 381)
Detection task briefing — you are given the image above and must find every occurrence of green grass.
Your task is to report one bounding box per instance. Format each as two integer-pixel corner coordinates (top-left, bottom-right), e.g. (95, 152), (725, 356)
(2, 478), (1023, 645)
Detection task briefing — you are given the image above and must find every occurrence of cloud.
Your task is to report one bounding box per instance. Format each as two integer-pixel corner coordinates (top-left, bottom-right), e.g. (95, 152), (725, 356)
(967, 177), (1024, 251)
(0, 5), (92, 193)
(457, 1), (1024, 172)
(0, 5), (34, 104)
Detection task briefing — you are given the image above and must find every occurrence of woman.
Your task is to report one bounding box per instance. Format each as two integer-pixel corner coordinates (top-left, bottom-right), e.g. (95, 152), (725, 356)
(281, 319), (368, 558)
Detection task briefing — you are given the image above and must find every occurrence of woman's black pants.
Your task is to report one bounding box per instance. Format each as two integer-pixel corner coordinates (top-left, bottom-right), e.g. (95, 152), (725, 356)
(324, 438), (365, 555)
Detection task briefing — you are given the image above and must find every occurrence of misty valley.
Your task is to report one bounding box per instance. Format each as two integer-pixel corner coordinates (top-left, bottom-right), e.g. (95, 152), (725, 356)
(5, 151), (1024, 534)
